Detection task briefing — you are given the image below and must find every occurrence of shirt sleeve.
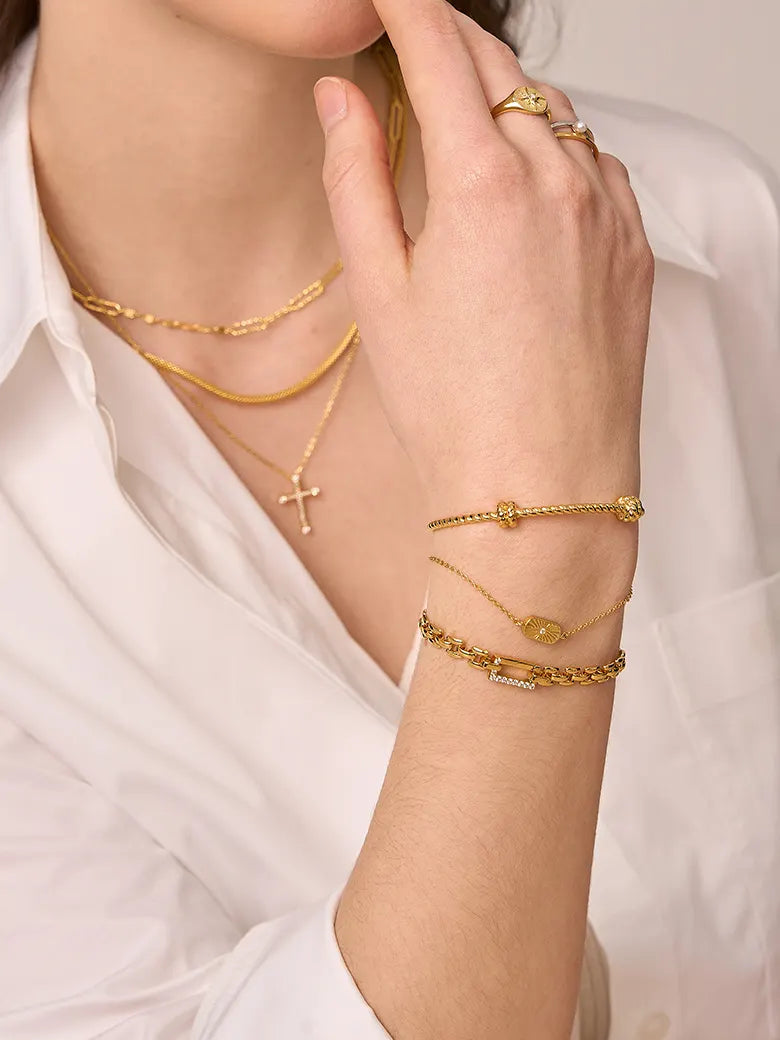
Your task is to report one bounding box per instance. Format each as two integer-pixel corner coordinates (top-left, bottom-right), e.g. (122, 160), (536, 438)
(0, 714), (390, 1039)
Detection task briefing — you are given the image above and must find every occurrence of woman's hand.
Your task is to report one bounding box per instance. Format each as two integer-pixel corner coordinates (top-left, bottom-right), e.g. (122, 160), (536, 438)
(316, 9), (653, 1034)
(314, 0), (654, 508)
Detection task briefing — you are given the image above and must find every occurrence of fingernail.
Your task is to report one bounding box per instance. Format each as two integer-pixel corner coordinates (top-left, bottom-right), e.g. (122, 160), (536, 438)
(314, 78), (347, 134)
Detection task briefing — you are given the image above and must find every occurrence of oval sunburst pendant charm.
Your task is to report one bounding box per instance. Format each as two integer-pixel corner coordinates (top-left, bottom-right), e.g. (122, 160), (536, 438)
(520, 616), (563, 644)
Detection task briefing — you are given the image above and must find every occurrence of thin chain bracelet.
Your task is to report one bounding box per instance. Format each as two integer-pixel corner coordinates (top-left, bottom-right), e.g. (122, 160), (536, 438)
(419, 611), (626, 690)
(428, 495), (644, 532)
(429, 556), (633, 645)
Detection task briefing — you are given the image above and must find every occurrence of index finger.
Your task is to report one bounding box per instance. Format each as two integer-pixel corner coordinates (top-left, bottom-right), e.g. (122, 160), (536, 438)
(372, 0), (497, 169)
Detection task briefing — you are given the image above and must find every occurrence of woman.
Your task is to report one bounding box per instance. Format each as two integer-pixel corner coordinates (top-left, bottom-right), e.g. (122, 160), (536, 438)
(0, 0), (777, 1038)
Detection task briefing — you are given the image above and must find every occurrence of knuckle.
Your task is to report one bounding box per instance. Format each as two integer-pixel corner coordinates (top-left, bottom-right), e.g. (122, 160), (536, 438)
(600, 153), (631, 182)
(534, 80), (575, 113)
(548, 163), (596, 207)
(418, 2), (460, 40)
(633, 239), (656, 281)
(619, 225), (655, 280)
(489, 38), (522, 67)
(321, 144), (363, 199)
(614, 158), (632, 182)
(451, 4), (522, 68)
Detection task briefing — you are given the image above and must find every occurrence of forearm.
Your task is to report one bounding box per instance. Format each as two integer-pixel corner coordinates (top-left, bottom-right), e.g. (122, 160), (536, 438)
(317, 0), (652, 1026)
(336, 517), (638, 1040)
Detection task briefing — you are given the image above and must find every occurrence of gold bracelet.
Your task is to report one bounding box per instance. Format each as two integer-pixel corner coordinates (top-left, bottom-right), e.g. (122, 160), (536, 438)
(419, 610), (626, 689)
(429, 556), (633, 644)
(428, 495), (644, 532)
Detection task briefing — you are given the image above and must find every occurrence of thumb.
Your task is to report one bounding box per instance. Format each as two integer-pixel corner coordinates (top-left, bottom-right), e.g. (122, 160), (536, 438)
(314, 77), (409, 301)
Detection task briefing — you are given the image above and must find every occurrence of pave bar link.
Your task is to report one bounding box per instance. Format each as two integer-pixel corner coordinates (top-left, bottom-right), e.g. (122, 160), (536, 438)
(419, 610), (626, 689)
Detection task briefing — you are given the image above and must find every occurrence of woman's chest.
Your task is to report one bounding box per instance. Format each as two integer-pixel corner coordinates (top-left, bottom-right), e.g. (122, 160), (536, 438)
(3, 322), (780, 1037)
(0, 336), (408, 927)
(176, 353), (433, 686)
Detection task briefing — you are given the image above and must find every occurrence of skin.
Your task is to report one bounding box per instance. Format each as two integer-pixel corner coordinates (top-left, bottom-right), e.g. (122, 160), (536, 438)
(30, 0), (654, 1037)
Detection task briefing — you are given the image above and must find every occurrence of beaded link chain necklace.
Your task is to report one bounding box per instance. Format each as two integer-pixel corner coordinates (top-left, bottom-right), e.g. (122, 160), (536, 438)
(52, 38), (408, 535)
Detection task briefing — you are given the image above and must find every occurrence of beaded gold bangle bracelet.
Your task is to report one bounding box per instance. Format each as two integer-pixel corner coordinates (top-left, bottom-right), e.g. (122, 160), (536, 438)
(428, 495), (644, 532)
(419, 610), (626, 689)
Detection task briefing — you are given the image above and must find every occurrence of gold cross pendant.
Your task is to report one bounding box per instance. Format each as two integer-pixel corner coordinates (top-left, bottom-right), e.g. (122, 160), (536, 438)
(278, 473), (320, 535)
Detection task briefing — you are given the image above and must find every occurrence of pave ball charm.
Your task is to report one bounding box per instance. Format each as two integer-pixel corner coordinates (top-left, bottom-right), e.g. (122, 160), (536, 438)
(614, 495), (645, 522)
(521, 616), (563, 644)
(496, 500), (520, 529)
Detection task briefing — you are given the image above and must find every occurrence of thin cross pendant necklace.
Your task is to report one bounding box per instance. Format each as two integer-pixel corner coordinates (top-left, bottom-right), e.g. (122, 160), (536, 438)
(46, 227), (362, 536)
(46, 37), (404, 537)
(167, 336), (360, 536)
(278, 473), (320, 536)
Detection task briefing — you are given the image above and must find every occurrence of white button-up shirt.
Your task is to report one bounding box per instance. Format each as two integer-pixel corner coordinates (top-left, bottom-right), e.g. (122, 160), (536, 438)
(1, 33), (779, 1040)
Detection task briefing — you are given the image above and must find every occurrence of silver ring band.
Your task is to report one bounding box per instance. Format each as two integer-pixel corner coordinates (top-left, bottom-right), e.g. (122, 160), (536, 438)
(550, 119), (595, 143)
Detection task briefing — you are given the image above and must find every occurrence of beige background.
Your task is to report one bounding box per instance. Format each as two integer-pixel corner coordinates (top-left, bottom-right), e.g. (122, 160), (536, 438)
(527, 0), (780, 179)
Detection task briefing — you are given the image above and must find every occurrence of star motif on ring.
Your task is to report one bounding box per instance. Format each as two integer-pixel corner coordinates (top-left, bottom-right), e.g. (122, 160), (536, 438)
(511, 86), (549, 115)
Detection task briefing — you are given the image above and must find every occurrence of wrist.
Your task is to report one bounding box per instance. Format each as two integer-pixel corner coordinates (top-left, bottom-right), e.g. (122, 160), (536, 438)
(428, 507), (639, 579)
(425, 521), (638, 668)
(422, 452), (641, 520)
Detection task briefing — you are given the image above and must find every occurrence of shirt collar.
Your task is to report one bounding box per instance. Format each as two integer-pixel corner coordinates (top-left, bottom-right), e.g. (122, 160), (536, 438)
(0, 32), (719, 391)
(0, 33), (84, 387)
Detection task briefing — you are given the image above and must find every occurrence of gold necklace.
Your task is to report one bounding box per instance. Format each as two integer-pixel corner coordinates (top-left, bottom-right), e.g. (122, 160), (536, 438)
(107, 311), (361, 535)
(68, 260), (344, 337)
(53, 39), (407, 408)
(50, 231), (360, 405)
(126, 323), (359, 404)
(172, 343), (360, 535)
(49, 218), (360, 537)
(47, 40), (406, 532)
(53, 36), (407, 340)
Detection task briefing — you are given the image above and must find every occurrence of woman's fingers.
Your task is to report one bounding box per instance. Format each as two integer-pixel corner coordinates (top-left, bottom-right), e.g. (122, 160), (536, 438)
(448, 10), (558, 159)
(314, 2), (647, 310)
(369, 0), (496, 174)
(315, 78), (410, 299)
(599, 154), (648, 235)
(449, 13), (603, 189)
(531, 80), (601, 181)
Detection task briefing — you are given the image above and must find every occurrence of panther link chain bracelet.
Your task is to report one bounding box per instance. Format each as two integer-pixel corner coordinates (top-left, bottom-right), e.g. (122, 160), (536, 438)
(418, 610), (626, 690)
(428, 495), (644, 532)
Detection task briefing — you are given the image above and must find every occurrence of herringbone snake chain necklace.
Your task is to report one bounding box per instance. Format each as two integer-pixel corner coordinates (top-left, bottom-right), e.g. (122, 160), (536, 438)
(51, 39), (408, 535)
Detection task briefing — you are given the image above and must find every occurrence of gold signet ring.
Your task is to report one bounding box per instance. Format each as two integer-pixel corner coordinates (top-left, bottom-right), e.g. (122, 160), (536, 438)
(491, 86), (551, 120)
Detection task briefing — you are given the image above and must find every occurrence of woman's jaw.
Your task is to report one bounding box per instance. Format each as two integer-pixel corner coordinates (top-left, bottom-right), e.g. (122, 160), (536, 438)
(30, 0), (400, 336)
(166, 0), (386, 59)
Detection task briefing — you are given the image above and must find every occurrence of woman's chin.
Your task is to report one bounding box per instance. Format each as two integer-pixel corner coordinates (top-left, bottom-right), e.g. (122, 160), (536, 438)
(170, 0), (386, 59)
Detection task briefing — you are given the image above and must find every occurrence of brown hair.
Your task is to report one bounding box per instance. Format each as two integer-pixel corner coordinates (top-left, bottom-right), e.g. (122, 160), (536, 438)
(0, 0), (36, 76)
(450, 0), (515, 45)
(0, 0), (518, 77)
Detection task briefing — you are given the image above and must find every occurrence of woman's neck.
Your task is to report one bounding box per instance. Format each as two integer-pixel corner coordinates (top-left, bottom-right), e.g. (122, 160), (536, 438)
(29, 0), (388, 321)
